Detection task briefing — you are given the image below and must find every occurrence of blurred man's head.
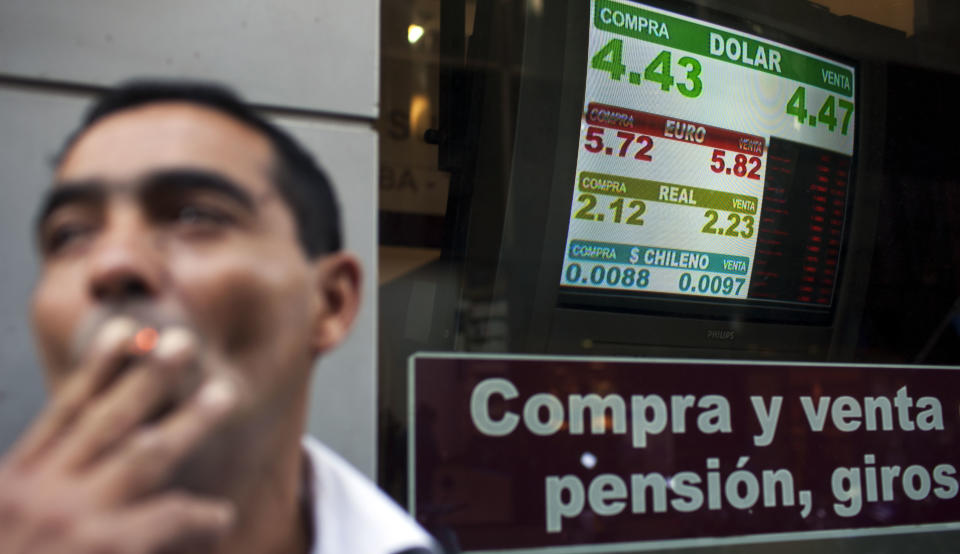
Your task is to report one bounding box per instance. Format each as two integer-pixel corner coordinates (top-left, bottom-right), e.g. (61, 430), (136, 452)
(31, 81), (360, 419)
(57, 82), (343, 256)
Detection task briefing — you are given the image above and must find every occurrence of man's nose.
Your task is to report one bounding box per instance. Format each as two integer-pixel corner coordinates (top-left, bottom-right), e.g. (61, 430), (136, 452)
(87, 209), (163, 303)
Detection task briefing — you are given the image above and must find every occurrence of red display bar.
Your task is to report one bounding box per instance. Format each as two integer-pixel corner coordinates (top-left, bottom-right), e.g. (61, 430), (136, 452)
(586, 103), (766, 155)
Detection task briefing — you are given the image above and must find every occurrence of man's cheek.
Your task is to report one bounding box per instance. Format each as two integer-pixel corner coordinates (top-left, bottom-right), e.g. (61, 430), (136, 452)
(178, 262), (311, 362)
(30, 277), (84, 381)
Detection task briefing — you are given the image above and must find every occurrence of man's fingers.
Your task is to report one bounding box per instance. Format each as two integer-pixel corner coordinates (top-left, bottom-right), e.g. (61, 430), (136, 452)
(8, 317), (137, 467)
(78, 493), (234, 554)
(48, 328), (199, 471)
(92, 376), (238, 501)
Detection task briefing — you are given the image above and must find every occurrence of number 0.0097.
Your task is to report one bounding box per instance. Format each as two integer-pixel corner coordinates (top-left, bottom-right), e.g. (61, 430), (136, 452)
(678, 273), (745, 296)
(566, 263), (650, 288)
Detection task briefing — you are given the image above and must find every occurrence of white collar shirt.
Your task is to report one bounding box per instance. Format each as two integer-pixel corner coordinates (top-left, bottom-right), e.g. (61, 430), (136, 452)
(302, 436), (438, 554)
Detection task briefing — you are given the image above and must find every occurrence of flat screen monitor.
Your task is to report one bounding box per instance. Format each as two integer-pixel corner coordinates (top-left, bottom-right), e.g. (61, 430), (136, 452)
(557, 0), (857, 321)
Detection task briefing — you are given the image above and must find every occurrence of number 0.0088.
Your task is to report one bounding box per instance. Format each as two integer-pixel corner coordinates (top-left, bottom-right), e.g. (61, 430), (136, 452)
(565, 263), (649, 288)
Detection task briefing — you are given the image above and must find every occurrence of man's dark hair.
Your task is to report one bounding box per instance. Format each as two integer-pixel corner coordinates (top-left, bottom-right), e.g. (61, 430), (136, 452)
(59, 80), (342, 256)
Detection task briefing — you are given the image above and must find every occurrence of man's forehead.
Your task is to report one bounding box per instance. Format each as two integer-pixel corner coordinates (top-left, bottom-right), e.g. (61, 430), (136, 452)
(55, 101), (275, 192)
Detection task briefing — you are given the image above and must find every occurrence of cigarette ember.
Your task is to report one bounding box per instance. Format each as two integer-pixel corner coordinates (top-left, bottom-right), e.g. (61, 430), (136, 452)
(134, 327), (160, 353)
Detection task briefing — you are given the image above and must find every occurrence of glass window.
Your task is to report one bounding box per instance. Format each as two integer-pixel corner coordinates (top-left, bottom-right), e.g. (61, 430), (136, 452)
(379, 1), (960, 552)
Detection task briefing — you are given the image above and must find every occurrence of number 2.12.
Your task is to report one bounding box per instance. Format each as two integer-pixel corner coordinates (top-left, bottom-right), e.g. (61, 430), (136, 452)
(575, 193), (645, 225)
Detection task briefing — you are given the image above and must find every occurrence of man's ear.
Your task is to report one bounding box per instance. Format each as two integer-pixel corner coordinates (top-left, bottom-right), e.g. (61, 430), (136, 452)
(310, 252), (362, 354)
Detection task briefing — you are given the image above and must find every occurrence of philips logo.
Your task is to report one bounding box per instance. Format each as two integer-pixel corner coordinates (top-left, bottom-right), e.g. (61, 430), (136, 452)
(706, 329), (736, 341)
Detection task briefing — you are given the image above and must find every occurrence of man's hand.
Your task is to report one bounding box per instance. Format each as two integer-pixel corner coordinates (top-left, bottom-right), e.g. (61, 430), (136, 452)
(0, 318), (237, 554)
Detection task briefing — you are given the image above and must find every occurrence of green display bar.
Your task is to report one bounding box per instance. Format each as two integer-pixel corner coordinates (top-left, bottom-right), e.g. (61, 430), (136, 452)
(593, 0), (854, 97)
(578, 171), (759, 214)
(568, 239), (750, 275)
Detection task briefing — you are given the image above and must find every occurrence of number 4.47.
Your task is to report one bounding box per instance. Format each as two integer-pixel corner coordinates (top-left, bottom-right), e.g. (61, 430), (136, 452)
(786, 86), (854, 135)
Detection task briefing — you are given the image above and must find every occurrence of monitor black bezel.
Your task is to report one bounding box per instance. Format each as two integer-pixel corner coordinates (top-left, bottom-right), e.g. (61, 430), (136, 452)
(550, 0), (863, 327)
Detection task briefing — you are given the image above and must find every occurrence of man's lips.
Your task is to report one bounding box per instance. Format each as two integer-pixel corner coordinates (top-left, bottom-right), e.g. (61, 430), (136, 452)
(71, 304), (207, 422)
(70, 301), (193, 365)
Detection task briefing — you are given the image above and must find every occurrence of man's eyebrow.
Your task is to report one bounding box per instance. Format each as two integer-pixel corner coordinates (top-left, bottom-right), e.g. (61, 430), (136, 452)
(34, 182), (106, 232)
(35, 169), (259, 236)
(141, 169), (257, 211)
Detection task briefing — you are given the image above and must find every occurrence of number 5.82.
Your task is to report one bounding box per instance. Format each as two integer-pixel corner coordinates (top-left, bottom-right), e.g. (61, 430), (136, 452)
(710, 149), (762, 180)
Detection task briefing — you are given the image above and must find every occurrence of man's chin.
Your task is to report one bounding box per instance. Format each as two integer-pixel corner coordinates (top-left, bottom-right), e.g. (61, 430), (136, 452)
(163, 419), (247, 496)
(162, 389), (303, 498)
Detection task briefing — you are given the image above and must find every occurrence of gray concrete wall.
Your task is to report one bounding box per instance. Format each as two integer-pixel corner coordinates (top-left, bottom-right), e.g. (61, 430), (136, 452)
(0, 0), (380, 478)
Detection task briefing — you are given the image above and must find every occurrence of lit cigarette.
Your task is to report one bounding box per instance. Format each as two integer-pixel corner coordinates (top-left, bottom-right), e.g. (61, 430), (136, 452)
(133, 327), (160, 354)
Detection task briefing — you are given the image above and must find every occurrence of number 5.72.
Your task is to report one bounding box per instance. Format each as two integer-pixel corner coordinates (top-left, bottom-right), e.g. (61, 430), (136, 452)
(583, 126), (653, 161)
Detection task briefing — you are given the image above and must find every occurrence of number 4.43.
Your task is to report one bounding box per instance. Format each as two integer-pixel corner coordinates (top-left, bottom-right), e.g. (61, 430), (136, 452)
(591, 38), (703, 98)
